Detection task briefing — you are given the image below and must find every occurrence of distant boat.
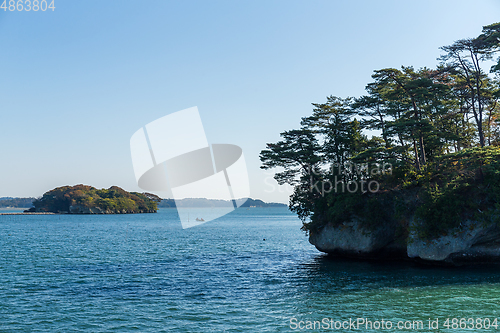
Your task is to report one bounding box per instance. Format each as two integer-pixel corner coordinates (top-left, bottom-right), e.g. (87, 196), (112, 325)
(195, 218), (204, 222)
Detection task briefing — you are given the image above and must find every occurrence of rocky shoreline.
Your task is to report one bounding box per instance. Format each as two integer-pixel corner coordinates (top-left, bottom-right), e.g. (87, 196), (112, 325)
(309, 218), (500, 266)
(22, 205), (156, 214)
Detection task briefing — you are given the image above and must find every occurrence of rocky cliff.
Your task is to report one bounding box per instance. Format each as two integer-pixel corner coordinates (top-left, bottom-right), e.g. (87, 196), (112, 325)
(309, 217), (500, 265)
(309, 219), (406, 259)
(407, 219), (500, 264)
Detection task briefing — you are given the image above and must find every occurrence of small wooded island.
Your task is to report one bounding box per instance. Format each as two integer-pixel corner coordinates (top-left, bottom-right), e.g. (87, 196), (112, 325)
(260, 22), (500, 265)
(27, 185), (160, 214)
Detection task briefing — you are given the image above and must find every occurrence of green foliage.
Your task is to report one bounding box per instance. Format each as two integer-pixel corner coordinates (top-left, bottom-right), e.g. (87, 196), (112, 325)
(33, 184), (159, 214)
(260, 128), (321, 186)
(416, 179), (474, 240)
(415, 147), (500, 239)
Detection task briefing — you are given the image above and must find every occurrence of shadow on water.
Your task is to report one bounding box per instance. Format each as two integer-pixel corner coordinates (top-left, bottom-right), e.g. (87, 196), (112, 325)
(295, 254), (500, 293)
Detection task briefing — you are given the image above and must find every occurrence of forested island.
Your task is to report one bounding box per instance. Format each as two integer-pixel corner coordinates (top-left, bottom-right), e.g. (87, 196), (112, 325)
(28, 185), (161, 214)
(261, 22), (500, 265)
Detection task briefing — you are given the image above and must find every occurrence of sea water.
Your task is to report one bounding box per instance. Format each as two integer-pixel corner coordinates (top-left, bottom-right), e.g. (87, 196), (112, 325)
(1, 207), (500, 332)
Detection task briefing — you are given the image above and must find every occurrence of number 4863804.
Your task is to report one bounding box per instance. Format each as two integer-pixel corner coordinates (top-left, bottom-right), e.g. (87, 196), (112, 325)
(1, 0), (55, 11)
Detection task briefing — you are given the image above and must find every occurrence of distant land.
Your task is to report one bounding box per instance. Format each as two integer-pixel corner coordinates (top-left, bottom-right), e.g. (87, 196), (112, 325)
(0, 197), (36, 208)
(1, 195), (286, 209)
(158, 198), (287, 208)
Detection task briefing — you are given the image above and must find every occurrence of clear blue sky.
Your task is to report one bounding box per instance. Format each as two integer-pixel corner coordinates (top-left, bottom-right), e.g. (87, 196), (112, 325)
(1, 0), (499, 203)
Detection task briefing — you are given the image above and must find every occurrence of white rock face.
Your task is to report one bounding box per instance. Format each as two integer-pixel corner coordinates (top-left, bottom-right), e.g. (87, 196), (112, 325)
(309, 219), (395, 255)
(309, 217), (500, 264)
(407, 219), (500, 262)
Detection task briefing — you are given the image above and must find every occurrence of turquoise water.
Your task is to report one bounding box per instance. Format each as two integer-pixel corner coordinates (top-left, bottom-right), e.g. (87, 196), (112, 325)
(1, 207), (500, 332)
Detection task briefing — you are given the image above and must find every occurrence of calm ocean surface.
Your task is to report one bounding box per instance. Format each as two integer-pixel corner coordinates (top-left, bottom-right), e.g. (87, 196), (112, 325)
(2, 207), (500, 332)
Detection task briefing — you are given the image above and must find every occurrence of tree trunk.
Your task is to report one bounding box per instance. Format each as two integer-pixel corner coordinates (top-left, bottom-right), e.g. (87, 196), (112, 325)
(413, 139), (420, 170)
(471, 50), (485, 147)
(411, 98), (426, 165)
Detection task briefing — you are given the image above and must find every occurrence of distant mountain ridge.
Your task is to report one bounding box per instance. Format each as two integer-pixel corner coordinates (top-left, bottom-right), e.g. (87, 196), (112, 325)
(157, 198), (287, 208)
